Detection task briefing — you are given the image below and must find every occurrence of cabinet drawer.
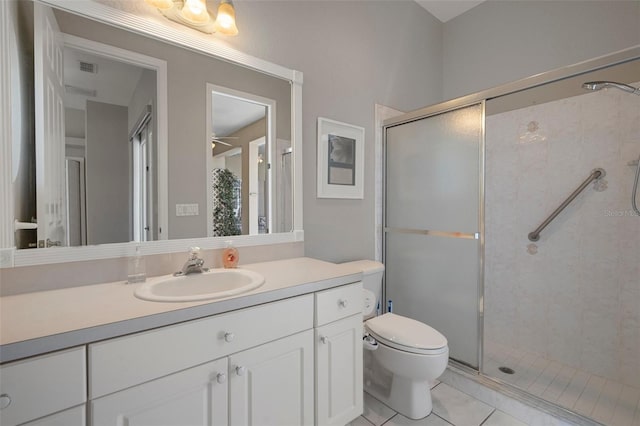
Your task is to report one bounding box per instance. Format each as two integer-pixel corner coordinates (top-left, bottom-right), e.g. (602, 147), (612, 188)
(315, 282), (363, 326)
(89, 294), (313, 398)
(0, 347), (86, 426)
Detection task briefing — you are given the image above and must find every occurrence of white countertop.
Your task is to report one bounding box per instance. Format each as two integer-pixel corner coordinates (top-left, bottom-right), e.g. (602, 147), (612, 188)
(0, 257), (362, 363)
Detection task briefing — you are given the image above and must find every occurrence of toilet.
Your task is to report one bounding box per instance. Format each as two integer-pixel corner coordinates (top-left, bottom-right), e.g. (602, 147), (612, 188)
(343, 260), (449, 420)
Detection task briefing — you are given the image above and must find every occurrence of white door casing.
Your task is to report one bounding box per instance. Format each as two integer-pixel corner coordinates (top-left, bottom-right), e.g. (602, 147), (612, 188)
(206, 83), (275, 237)
(248, 137), (265, 235)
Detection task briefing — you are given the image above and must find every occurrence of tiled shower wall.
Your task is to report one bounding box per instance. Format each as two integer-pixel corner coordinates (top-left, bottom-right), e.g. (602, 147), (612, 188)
(484, 84), (640, 388)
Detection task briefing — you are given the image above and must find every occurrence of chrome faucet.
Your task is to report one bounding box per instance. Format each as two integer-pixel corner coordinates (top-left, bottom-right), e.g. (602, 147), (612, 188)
(174, 247), (209, 276)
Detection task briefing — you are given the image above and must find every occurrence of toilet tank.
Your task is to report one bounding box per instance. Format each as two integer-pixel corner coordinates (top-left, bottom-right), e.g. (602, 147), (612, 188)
(341, 260), (384, 294)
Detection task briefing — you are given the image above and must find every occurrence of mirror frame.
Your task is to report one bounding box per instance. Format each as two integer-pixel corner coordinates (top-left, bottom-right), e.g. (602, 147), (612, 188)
(0, 0), (303, 267)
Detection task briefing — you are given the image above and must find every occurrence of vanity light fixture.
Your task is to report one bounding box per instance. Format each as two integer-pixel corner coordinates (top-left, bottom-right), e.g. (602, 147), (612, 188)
(144, 0), (239, 35)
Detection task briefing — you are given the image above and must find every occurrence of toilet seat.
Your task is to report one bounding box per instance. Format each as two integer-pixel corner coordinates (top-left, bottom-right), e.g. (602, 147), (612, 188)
(365, 313), (448, 356)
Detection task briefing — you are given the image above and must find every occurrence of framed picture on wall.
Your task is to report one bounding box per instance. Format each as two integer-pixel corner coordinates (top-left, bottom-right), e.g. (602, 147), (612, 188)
(317, 117), (365, 199)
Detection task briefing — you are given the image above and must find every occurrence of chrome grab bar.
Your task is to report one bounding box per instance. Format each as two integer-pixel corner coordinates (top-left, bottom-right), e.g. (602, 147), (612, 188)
(528, 168), (605, 242)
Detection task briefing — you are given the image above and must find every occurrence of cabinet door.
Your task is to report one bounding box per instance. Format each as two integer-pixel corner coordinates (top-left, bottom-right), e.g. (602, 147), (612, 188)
(229, 330), (314, 426)
(23, 405), (85, 426)
(91, 358), (228, 426)
(316, 314), (363, 426)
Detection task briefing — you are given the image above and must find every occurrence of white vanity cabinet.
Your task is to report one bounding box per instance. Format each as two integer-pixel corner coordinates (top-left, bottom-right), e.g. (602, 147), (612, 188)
(0, 347), (86, 426)
(89, 294), (316, 426)
(315, 283), (364, 426)
(91, 331), (315, 426)
(1, 276), (364, 426)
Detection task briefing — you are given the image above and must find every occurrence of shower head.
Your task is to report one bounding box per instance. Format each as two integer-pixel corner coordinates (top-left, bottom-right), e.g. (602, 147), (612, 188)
(582, 81), (640, 95)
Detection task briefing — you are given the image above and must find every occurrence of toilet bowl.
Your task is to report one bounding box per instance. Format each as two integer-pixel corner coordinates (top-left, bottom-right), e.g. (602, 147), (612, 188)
(365, 313), (448, 419)
(341, 260), (449, 420)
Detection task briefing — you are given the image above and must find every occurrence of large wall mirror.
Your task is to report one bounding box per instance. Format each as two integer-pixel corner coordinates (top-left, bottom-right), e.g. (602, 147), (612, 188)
(0, 0), (303, 266)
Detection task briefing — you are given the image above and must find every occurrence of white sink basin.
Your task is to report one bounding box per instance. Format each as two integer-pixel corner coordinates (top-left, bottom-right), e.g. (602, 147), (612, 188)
(134, 269), (265, 302)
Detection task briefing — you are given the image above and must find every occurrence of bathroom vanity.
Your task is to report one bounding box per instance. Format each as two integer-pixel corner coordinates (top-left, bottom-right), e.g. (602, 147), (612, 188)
(0, 258), (364, 426)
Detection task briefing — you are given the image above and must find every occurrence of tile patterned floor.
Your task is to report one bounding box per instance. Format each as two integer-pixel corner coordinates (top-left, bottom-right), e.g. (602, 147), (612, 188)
(484, 343), (640, 426)
(351, 383), (527, 426)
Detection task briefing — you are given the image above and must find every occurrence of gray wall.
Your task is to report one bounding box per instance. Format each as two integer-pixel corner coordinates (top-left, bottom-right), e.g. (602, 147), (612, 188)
(65, 107), (85, 139)
(49, 1), (639, 264)
(85, 101), (130, 245)
(442, 0), (640, 100)
(227, 1), (445, 262)
(246, 0), (637, 263)
(128, 68), (156, 134)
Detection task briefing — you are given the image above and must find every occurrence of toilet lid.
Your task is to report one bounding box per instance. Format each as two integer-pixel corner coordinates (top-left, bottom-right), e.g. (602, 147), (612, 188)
(366, 313), (447, 352)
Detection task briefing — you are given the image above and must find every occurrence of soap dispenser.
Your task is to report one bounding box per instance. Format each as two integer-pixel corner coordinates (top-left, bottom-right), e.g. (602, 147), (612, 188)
(127, 245), (146, 283)
(222, 240), (239, 268)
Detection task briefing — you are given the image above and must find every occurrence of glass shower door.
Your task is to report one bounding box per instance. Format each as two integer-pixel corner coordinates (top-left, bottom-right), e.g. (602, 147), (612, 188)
(384, 104), (483, 368)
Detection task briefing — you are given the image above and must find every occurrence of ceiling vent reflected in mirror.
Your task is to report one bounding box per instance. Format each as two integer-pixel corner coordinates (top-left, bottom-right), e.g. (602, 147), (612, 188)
(144, 0), (239, 36)
(79, 61), (98, 74)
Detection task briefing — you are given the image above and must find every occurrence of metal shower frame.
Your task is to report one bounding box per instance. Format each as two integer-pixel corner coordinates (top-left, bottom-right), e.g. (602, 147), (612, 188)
(381, 45), (640, 424)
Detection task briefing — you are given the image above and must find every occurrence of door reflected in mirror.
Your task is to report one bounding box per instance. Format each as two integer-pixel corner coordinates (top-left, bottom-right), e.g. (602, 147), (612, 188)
(33, 1), (162, 248)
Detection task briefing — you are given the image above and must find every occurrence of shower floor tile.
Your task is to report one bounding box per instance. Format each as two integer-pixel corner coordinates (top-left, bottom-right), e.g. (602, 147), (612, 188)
(484, 344), (640, 425)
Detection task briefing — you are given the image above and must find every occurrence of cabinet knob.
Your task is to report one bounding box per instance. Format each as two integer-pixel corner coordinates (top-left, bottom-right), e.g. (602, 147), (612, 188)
(0, 394), (11, 410)
(235, 366), (246, 376)
(224, 332), (235, 343)
(216, 373), (227, 384)
(320, 336), (329, 344)
(338, 299), (348, 308)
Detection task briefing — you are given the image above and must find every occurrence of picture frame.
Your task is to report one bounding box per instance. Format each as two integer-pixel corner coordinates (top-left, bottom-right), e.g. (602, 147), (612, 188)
(317, 117), (365, 199)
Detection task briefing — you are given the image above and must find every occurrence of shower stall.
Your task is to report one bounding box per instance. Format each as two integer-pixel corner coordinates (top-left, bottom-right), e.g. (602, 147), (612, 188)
(383, 51), (640, 425)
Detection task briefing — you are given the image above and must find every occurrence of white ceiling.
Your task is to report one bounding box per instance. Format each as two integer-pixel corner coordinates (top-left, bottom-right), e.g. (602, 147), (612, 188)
(211, 93), (266, 137)
(64, 47), (144, 111)
(415, 0), (485, 23)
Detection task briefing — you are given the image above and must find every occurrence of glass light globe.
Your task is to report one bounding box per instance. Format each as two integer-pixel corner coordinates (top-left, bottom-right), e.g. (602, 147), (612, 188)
(213, 1), (238, 35)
